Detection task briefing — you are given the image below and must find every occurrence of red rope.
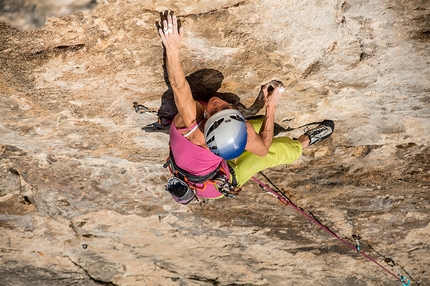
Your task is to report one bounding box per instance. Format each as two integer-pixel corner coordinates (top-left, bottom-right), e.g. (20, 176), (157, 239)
(251, 176), (404, 284)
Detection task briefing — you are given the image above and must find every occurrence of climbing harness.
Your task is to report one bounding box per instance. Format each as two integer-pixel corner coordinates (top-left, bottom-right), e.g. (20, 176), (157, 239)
(163, 148), (239, 204)
(252, 172), (414, 285)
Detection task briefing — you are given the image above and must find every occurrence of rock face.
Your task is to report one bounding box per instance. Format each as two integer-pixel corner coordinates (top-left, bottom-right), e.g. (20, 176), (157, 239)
(0, 0), (429, 285)
(0, 0), (97, 30)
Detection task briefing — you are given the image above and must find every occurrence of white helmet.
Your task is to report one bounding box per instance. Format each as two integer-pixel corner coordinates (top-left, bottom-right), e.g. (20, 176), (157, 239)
(204, 109), (248, 160)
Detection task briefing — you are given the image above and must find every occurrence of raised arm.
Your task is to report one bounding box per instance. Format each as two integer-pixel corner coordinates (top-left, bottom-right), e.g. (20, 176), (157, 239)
(245, 80), (285, 156)
(158, 12), (198, 128)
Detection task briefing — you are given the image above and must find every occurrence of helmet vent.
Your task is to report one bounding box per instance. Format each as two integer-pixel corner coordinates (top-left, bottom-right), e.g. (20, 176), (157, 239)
(230, 115), (245, 122)
(206, 118), (224, 136)
(215, 118), (224, 126)
(206, 136), (215, 144)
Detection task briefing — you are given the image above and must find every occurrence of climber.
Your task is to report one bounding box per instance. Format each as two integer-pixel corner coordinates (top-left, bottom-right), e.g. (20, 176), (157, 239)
(157, 11), (334, 203)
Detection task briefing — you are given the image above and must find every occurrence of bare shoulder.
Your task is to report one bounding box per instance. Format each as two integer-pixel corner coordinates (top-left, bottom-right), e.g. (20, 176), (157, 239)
(244, 121), (266, 156)
(174, 100), (205, 129)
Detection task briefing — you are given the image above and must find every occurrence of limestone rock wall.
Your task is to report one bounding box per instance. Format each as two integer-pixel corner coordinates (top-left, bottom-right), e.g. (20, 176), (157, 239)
(0, 0), (429, 285)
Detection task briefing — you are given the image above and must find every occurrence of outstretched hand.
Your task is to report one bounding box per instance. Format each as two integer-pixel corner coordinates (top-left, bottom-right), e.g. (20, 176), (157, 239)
(157, 11), (183, 53)
(261, 80), (285, 107)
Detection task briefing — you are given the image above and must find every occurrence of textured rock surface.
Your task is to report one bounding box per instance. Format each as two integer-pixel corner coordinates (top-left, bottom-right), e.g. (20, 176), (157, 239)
(0, 0), (429, 285)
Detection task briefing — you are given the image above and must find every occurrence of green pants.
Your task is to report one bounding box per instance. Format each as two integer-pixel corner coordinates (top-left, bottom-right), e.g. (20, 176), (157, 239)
(228, 117), (303, 187)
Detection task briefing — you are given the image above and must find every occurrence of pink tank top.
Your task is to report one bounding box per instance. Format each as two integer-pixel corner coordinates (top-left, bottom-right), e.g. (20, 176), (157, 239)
(169, 116), (230, 199)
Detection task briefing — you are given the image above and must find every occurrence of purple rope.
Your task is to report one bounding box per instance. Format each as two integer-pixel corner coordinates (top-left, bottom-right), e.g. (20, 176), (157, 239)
(251, 176), (404, 284)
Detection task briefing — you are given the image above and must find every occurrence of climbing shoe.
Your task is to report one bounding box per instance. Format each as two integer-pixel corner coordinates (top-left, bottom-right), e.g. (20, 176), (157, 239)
(304, 120), (334, 146)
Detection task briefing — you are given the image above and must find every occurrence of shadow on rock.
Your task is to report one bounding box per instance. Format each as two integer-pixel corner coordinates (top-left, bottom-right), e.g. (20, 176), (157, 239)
(140, 67), (276, 133)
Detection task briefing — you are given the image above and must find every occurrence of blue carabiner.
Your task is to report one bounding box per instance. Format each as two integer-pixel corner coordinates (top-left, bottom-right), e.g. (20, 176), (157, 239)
(400, 275), (410, 286)
(352, 235), (360, 252)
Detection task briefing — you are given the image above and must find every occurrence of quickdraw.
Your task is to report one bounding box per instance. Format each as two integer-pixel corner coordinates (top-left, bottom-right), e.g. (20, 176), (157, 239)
(352, 234), (361, 252)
